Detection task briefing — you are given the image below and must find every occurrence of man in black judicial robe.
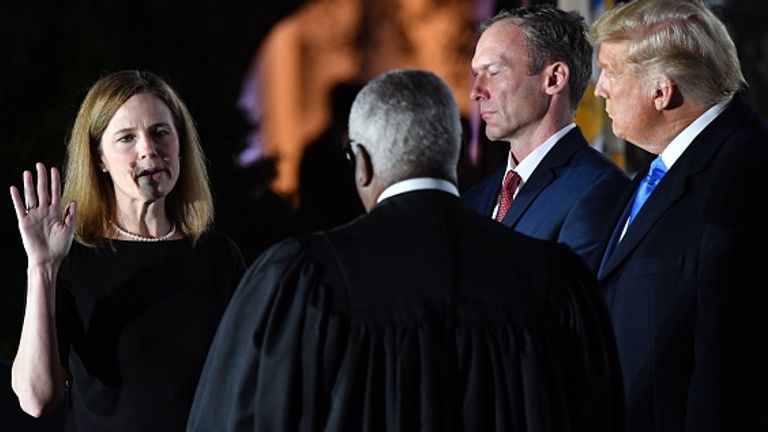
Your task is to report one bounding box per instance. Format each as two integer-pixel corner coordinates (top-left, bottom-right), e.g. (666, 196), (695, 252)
(187, 69), (625, 432)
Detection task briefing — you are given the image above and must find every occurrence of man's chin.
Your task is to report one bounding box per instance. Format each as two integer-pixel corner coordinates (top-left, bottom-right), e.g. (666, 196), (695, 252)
(610, 127), (627, 142)
(484, 130), (502, 142)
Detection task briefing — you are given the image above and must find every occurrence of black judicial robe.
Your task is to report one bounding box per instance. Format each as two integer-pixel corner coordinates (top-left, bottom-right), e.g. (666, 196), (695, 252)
(188, 190), (624, 431)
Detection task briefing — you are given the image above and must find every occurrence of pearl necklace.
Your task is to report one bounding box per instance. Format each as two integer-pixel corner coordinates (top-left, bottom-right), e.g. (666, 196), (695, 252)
(112, 222), (176, 242)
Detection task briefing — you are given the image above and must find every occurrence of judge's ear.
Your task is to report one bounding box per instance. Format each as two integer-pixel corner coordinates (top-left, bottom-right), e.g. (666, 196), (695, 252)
(355, 144), (373, 188)
(652, 76), (679, 111)
(353, 144), (378, 212)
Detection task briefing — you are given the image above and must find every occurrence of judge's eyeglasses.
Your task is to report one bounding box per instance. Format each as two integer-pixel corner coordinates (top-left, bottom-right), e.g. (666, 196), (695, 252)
(343, 140), (358, 169)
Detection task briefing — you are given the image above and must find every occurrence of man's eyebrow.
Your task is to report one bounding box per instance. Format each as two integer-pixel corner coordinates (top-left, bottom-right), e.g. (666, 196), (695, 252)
(596, 59), (612, 71)
(471, 61), (494, 72)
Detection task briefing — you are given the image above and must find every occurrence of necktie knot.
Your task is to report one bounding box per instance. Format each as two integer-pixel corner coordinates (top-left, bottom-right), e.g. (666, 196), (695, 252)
(496, 170), (521, 222)
(627, 156), (667, 226)
(503, 169), (520, 189)
(646, 157), (667, 188)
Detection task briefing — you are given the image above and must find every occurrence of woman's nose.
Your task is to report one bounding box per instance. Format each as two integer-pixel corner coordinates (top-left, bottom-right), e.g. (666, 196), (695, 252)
(136, 133), (158, 159)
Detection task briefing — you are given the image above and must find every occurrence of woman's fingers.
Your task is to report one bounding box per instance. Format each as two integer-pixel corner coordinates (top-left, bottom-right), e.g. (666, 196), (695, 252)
(36, 163), (50, 209)
(22, 169), (37, 211)
(12, 163), (59, 218)
(50, 166), (61, 208)
(63, 201), (77, 228)
(10, 185), (26, 219)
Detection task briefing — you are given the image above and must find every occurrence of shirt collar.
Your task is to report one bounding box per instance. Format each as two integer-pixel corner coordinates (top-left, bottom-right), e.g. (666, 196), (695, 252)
(377, 177), (459, 204)
(659, 98), (730, 169)
(506, 123), (576, 182)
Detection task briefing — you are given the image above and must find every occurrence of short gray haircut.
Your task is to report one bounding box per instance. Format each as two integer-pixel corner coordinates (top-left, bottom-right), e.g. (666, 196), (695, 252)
(590, 0), (745, 106)
(480, 5), (593, 110)
(348, 69), (462, 184)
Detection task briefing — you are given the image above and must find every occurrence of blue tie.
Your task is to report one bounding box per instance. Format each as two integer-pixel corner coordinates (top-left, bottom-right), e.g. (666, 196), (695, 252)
(627, 156), (667, 226)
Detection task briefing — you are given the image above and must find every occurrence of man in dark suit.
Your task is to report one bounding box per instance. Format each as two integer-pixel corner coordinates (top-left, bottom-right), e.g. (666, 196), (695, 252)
(591, 0), (768, 430)
(187, 69), (624, 431)
(463, 5), (629, 269)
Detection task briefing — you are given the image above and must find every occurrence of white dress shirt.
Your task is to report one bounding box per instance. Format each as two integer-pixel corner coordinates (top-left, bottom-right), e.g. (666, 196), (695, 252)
(377, 177), (459, 204)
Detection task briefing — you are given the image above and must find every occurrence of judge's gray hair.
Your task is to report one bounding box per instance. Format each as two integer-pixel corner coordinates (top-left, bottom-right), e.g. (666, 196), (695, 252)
(348, 69), (462, 185)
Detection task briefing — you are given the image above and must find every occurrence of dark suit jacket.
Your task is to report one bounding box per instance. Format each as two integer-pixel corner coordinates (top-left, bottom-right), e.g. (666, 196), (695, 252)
(463, 127), (629, 268)
(188, 189), (624, 432)
(596, 94), (768, 432)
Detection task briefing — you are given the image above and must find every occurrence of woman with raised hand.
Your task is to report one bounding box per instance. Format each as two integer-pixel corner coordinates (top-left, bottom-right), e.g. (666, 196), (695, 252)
(10, 70), (245, 431)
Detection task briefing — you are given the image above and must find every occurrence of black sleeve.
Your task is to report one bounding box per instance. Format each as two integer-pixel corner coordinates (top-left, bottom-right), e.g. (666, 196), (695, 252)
(187, 238), (310, 431)
(549, 244), (626, 432)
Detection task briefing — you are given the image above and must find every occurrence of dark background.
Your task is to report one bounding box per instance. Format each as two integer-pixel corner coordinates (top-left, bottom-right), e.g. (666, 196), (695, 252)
(1, 0), (767, 361)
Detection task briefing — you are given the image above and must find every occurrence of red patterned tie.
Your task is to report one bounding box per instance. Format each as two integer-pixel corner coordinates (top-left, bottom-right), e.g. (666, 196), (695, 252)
(496, 170), (521, 222)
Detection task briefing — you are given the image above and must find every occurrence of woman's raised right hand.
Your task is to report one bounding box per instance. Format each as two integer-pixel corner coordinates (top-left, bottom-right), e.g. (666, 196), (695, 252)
(10, 162), (76, 267)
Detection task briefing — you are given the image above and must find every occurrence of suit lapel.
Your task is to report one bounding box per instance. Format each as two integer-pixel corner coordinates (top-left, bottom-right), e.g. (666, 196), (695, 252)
(481, 167), (506, 217)
(598, 163), (686, 278)
(597, 174), (641, 278)
(502, 166), (553, 226)
(502, 128), (588, 227)
(598, 95), (751, 281)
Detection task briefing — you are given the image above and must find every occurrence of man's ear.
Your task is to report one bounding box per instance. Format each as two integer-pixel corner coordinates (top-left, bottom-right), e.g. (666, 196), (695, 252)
(652, 76), (679, 111)
(353, 144), (378, 213)
(543, 61), (569, 96)
(355, 144), (373, 188)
